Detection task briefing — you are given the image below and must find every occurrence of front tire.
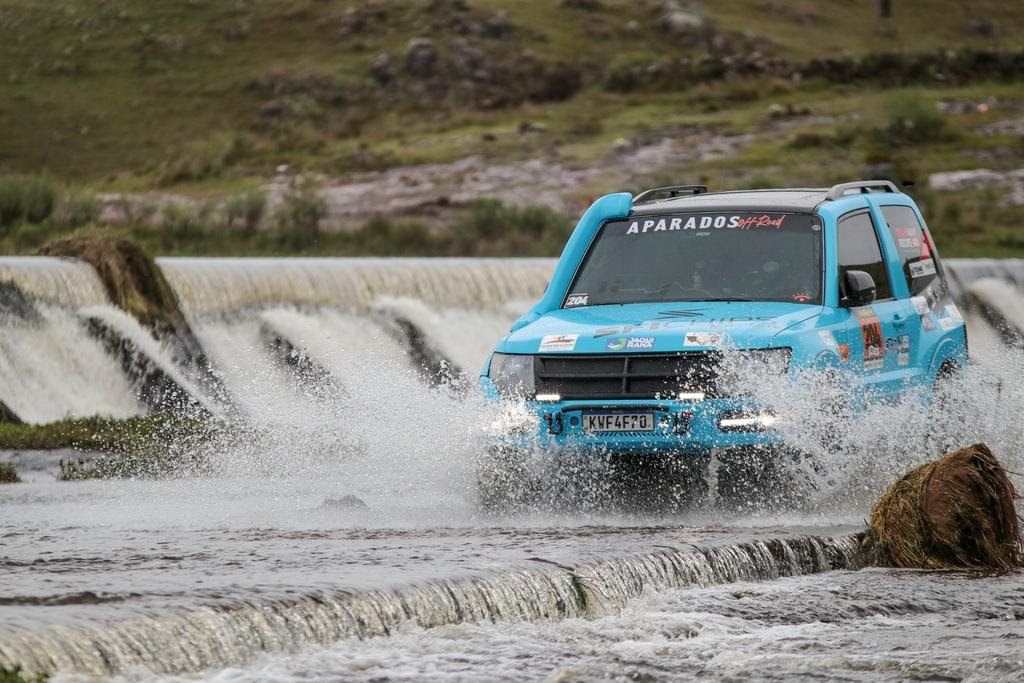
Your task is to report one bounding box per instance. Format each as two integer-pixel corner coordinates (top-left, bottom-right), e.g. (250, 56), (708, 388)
(712, 446), (809, 512)
(475, 445), (535, 514)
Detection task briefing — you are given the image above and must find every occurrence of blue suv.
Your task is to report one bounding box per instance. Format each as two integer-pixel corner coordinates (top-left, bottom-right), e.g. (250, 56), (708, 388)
(479, 181), (968, 509)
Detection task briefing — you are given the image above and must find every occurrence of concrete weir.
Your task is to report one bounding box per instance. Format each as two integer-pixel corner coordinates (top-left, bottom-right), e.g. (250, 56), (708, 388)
(0, 534), (863, 677)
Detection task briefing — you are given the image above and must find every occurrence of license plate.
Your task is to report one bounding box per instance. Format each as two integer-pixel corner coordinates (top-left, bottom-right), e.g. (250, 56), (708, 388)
(583, 412), (655, 432)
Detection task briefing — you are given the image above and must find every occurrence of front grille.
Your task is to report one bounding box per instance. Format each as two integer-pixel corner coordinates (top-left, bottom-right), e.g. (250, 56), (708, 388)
(536, 352), (725, 400)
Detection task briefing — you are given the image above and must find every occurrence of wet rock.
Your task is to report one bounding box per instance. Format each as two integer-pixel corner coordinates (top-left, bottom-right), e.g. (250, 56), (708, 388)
(369, 51), (394, 85)
(324, 494), (367, 509)
(405, 37), (439, 79)
(0, 399), (22, 425)
(0, 281), (41, 324)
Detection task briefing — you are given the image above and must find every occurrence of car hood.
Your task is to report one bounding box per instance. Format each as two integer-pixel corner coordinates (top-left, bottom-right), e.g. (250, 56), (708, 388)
(499, 301), (821, 355)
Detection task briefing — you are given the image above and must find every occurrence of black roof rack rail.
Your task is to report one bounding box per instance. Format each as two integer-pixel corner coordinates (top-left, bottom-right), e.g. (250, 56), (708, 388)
(633, 185), (708, 204)
(825, 180), (899, 200)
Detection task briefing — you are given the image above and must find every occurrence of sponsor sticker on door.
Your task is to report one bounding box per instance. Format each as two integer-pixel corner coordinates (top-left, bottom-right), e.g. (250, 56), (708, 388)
(909, 258), (937, 279)
(897, 334), (911, 366)
(854, 306), (884, 371)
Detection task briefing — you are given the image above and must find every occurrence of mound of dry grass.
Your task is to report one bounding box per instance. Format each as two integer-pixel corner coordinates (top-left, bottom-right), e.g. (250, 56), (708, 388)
(40, 233), (183, 332)
(38, 233), (209, 367)
(868, 443), (1022, 571)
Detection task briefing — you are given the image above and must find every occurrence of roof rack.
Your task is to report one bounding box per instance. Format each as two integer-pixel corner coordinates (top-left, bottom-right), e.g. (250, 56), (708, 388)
(825, 180), (899, 200)
(633, 185), (708, 204)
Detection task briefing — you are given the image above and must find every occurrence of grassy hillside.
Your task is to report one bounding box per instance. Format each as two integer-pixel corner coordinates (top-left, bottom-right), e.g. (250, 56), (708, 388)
(1, 0), (1023, 256)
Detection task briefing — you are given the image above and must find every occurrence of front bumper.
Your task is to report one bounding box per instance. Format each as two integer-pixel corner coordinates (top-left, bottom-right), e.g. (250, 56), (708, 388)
(493, 397), (783, 454)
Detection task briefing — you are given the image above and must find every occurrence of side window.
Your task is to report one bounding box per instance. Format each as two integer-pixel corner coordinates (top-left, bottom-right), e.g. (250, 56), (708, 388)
(837, 211), (893, 301)
(880, 205), (939, 296)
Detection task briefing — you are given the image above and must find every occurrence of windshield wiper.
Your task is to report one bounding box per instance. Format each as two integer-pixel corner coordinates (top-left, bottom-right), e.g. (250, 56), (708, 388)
(669, 297), (756, 302)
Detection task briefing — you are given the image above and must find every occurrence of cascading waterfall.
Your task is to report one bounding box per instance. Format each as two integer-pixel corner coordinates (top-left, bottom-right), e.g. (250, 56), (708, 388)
(156, 258), (555, 418)
(0, 534), (863, 677)
(0, 257), (223, 423)
(945, 259), (1024, 352)
(0, 258), (141, 422)
(0, 302), (143, 423)
(5, 256), (1023, 425)
(0, 256), (110, 309)
(156, 257), (555, 317)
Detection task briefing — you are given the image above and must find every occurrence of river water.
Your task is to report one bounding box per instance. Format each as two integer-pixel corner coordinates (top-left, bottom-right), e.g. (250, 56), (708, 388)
(1, 257), (1023, 680)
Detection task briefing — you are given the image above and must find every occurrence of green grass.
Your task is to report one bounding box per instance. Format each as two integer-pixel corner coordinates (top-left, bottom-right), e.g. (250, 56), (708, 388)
(0, 414), (209, 451)
(0, 463), (20, 484)
(0, 668), (47, 683)
(0, 198), (574, 257)
(1, 0), (1021, 182)
(0, 413), (229, 480)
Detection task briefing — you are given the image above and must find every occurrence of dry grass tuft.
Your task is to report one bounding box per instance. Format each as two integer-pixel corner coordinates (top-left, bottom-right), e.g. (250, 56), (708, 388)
(869, 443), (1022, 571)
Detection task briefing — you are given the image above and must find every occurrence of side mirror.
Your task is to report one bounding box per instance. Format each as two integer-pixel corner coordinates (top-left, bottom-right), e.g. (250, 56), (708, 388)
(843, 270), (876, 307)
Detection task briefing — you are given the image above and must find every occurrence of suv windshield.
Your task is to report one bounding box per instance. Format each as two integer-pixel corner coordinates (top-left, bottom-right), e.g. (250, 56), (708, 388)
(565, 212), (823, 307)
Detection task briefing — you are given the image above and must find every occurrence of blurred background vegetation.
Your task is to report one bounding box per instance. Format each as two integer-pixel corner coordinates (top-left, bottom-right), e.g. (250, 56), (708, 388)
(1, 0), (1023, 257)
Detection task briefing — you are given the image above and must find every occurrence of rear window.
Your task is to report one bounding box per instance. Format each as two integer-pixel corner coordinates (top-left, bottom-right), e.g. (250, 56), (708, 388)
(880, 205), (940, 296)
(565, 212), (823, 307)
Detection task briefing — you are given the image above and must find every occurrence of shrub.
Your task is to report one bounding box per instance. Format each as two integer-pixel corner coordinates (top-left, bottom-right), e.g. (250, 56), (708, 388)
(452, 200), (569, 255)
(0, 463), (19, 484)
(224, 189), (267, 233)
(276, 176), (327, 247)
(52, 190), (103, 228)
(0, 174), (57, 226)
(157, 133), (251, 185)
(879, 94), (953, 145)
(603, 55), (653, 93)
(161, 202), (206, 242)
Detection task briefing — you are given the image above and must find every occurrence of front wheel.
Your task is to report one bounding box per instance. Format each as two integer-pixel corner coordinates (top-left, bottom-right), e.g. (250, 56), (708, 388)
(475, 445), (536, 514)
(712, 446), (811, 512)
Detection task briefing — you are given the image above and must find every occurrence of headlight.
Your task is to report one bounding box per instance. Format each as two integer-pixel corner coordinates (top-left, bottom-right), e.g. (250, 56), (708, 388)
(718, 411), (779, 432)
(487, 353), (536, 399)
